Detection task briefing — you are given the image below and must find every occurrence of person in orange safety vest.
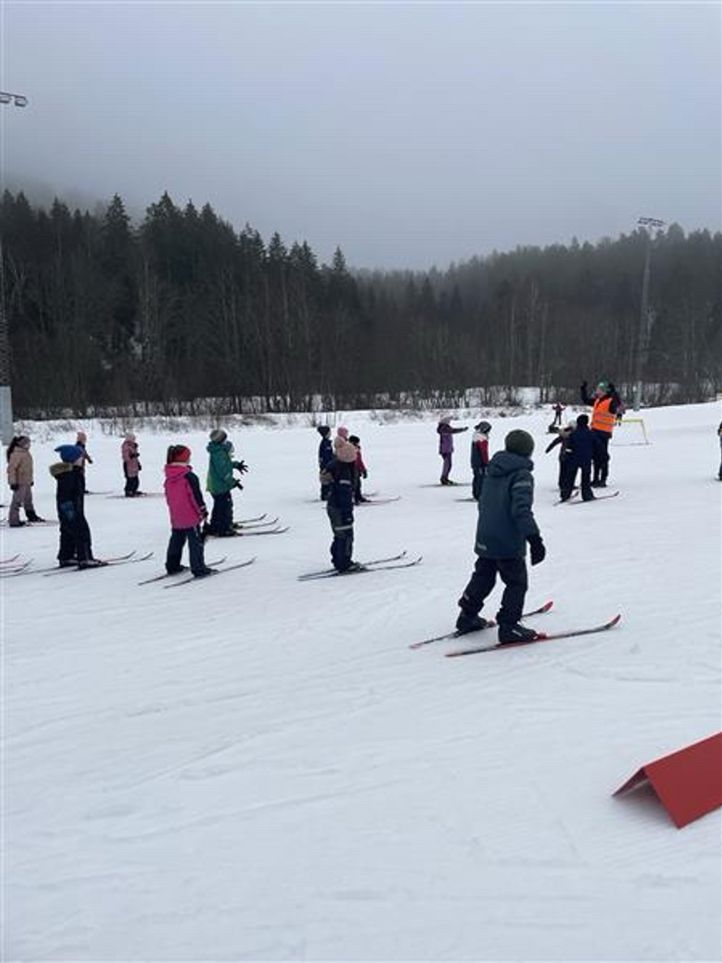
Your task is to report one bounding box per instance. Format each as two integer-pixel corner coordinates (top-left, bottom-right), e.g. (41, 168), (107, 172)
(579, 379), (622, 487)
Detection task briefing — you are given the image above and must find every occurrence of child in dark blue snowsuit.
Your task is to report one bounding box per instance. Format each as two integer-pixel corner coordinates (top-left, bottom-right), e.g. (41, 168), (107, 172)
(317, 426), (334, 501)
(322, 434), (358, 572)
(561, 414), (595, 501)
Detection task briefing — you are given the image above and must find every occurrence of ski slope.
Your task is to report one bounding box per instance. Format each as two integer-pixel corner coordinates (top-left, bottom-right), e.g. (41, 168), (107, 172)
(3, 402), (721, 961)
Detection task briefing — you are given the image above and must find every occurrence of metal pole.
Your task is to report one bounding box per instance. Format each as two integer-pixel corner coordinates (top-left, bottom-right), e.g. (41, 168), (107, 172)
(633, 217), (665, 411)
(0, 91), (28, 445)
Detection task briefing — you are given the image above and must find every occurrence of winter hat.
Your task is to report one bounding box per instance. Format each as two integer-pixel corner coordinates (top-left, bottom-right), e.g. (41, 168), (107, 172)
(210, 429), (227, 443)
(576, 414), (589, 427)
(55, 444), (84, 464)
(475, 421), (491, 433)
(348, 435), (360, 446)
(439, 415), (452, 425)
(334, 439), (358, 464)
(171, 445), (191, 464)
(76, 431), (87, 444)
(504, 430), (534, 457)
(336, 426), (349, 440)
(124, 432), (136, 442)
(316, 425), (331, 437)
(596, 380), (609, 391)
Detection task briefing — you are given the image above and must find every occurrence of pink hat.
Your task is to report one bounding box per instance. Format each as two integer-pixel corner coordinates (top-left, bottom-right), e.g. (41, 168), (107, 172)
(336, 426), (349, 440)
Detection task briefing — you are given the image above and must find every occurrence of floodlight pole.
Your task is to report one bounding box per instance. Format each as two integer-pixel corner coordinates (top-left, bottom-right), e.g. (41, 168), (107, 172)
(633, 216), (666, 411)
(0, 91), (28, 445)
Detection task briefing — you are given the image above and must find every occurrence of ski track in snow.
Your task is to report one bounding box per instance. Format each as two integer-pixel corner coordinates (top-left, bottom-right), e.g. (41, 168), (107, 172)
(3, 402), (721, 960)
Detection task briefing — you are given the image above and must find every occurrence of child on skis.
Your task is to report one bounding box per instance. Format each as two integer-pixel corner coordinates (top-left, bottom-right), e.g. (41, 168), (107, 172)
(164, 445), (213, 578)
(470, 421), (491, 501)
(455, 429), (546, 643)
(121, 432), (142, 496)
(317, 425), (333, 501)
(348, 434), (369, 504)
(437, 415), (468, 485)
(551, 402), (566, 427)
(321, 428), (359, 572)
(6, 435), (44, 526)
(545, 422), (574, 497)
(205, 428), (248, 536)
(50, 444), (102, 568)
(563, 414), (595, 501)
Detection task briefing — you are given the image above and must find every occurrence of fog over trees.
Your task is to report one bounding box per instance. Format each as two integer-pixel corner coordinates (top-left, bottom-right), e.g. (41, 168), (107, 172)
(2, 190), (720, 416)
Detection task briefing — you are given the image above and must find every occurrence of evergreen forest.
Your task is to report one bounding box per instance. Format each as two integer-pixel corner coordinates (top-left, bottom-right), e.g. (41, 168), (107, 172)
(2, 190), (720, 417)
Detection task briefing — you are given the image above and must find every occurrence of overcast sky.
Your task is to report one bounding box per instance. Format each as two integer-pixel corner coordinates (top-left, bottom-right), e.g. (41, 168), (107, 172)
(1, 2), (720, 269)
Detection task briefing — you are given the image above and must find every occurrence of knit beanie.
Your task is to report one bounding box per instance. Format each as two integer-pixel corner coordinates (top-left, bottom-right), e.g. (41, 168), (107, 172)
(210, 429), (227, 443)
(504, 430), (534, 457)
(316, 425), (330, 437)
(172, 445), (191, 464)
(336, 426), (349, 440)
(55, 444), (84, 464)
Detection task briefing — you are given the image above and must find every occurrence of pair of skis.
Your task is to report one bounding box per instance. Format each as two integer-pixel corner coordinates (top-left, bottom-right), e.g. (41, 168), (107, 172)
(298, 550), (422, 581)
(138, 555), (256, 586)
(410, 601), (621, 656)
(554, 490), (620, 505)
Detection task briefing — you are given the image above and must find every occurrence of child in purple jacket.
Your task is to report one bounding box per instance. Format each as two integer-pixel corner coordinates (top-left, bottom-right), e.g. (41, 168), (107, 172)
(437, 416), (468, 485)
(163, 445), (213, 578)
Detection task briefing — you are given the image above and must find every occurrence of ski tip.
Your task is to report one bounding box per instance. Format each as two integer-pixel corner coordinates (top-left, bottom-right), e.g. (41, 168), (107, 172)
(609, 613), (622, 627)
(540, 599), (554, 613)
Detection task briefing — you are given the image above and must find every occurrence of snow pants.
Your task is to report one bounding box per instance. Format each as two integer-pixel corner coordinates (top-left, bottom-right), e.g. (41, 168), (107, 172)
(327, 502), (354, 572)
(8, 483), (35, 526)
(209, 491), (233, 535)
(57, 502), (92, 564)
(440, 453), (452, 483)
(560, 458), (594, 501)
(166, 526), (206, 575)
(124, 469), (140, 497)
(458, 556), (528, 627)
(591, 430), (611, 484)
(472, 468), (486, 501)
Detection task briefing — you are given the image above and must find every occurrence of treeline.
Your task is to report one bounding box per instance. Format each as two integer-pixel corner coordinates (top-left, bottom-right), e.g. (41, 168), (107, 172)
(2, 189), (720, 416)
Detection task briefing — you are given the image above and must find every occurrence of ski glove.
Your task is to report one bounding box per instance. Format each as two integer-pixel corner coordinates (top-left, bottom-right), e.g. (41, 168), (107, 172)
(233, 460), (249, 474)
(527, 534), (546, 566)
(234, 480), (243, 490)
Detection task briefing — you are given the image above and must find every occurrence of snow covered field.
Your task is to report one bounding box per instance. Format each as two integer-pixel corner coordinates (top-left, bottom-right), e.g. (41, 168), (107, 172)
(3, 402), (721, 961)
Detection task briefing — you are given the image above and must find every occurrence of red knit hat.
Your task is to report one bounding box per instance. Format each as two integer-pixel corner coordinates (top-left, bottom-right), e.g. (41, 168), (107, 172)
(173, 445), (191, 463)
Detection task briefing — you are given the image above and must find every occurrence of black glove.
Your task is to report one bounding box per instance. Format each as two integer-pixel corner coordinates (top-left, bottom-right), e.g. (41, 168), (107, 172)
(233, 460), (248, 474)
(234, 480), (243, 490)
(528, 534), (546, 566)
(10, 483), (18, 491)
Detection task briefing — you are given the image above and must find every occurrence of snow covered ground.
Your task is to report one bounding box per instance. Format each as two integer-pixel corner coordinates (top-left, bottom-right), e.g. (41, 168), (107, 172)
(3, 402), (721, 961)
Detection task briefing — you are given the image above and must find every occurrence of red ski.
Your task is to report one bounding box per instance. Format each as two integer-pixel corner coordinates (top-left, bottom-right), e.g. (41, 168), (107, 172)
(446, 614), (621, 657)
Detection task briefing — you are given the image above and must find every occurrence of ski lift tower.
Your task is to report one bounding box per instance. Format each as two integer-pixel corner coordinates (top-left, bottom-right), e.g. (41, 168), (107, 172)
(0, 90), (28, 444)
(633, 216), (666, 411)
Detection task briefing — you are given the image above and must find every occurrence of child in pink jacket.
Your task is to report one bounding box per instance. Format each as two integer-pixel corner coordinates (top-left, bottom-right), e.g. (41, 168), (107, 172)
(163, 445), (213, 578)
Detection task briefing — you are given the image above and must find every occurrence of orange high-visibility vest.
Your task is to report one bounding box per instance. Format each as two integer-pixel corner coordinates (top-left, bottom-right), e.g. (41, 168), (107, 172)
(591, 397), (616, 434)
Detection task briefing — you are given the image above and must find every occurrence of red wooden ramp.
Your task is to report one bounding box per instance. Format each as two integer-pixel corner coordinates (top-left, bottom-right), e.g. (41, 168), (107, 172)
(614, 732), (722, 828)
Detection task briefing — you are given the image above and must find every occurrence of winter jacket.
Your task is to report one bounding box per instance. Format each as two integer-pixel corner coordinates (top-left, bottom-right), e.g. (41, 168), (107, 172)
(470, 432), (489, 471)
(324, 457), (356, 515)
(580, 383), (620, 434)
(122, 440), (141, 477)
(437, 422), (465, 455)
(354, 446), (367, 478)
(164, 464), (206, 529)
(49, 462), (86, 519)
(7, 446), (33, 486)
(545, 432), (573, 461)
(568, 424), (594, 467)
(318, 436), (333, 471)
(474, 450), (540, 559)
(206, 440), (235, 495)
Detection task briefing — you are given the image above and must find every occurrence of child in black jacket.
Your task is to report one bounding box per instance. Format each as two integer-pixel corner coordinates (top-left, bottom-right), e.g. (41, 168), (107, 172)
(49, 445), (104, 568)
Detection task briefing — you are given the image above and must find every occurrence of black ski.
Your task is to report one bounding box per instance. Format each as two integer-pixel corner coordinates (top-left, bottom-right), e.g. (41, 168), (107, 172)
(298, 556), (422, 581)
(0, 558), (34, 577)
(446, 614), (622, 657)
(163, 557), (256, 588)
(207, 526), (289, 538)
(235, 513), (268, 524)
(568, 490), (620, 504)
(42, 551), (153, 576)
(233, 516), (279, 529)
(298, 551), (407, 580)
(138, 557), (227, 585)
(409, 600), (554, 649)
(356, 496), (401, 505)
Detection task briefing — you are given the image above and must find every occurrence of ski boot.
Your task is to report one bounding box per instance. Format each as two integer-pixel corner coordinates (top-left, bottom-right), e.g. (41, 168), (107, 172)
(497, 623), (539, 644)
(455, 611), (490, 635)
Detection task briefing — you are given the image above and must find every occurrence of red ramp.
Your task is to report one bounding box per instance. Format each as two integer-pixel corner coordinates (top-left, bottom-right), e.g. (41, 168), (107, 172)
(614, 732), (722, 828)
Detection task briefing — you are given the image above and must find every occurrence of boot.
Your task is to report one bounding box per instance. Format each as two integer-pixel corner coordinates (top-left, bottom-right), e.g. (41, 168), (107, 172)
(78, 558), (109, 569)
(455, 611), (490, 635)
(26, 512), (45, 522)
(498, 622), (539, 644)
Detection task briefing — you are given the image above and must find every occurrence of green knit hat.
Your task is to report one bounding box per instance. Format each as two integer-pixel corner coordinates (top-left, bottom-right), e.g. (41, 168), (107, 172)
(505, 429), (534, 457)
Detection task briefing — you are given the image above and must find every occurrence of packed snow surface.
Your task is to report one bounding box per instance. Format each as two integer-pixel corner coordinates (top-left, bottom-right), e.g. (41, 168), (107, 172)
(3, 402), (721, 961)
